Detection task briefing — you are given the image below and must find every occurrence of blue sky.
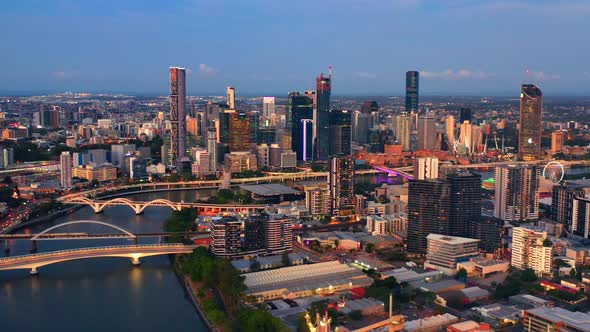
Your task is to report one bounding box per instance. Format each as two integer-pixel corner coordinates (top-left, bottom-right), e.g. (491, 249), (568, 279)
(1, 0), (589, 95)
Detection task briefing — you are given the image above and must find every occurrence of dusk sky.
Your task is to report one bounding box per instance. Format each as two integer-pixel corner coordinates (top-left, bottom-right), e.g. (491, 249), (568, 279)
(1, 0), (589, 96)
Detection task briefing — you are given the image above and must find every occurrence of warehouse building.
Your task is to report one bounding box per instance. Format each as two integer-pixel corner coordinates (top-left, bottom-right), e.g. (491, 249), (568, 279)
(243, 261), (373, 302)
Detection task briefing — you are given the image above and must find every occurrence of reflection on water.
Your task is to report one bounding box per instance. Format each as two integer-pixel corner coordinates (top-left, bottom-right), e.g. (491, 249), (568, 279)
(0, 190), (208, 332)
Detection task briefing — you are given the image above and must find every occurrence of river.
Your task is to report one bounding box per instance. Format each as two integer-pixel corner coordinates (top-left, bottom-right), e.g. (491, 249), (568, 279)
(0, 190), (219, 332)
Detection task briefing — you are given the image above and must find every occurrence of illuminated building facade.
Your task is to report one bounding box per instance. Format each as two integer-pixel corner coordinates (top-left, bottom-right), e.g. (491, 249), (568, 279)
(518, 84), (542, 161)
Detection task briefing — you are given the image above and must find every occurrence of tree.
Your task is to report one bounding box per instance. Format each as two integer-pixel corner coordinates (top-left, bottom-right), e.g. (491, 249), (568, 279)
(455, 268), (467, 281)
(168, 173), (180, 182)
(365, 243), (375, 253)
(218, 189), (234, 201)
(297, 313), (311, 332)
(521, 269), (538, 282)
(90, 179), (100, 187)
(237, 308), (290, 332)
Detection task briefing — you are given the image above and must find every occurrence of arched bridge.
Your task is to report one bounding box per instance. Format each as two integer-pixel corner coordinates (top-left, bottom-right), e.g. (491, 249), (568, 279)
(31, 220), (137, 240)
(0, 244), (198, 275)
(61, 197), (266, 215)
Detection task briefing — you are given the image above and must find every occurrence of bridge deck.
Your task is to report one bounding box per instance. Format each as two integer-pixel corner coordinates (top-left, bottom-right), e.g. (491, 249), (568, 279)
(0, 244), (197, 270)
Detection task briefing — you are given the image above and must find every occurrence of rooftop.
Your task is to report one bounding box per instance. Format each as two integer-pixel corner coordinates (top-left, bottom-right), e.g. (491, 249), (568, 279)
(526, 307), (590, 331)
(426, 233), (480, 245)
(380, 267), (443, 283)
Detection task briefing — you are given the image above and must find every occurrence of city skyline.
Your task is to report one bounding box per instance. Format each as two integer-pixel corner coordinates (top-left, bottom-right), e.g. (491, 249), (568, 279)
(1, 1), (590, 95)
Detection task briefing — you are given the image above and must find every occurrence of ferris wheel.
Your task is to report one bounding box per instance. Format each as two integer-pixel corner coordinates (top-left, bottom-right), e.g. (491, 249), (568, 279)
(542, 161), (565, 184)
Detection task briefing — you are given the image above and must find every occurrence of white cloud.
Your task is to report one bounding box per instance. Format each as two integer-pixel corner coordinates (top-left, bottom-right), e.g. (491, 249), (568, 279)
(420, 69), (493, 80)
(525, 69), (560, 81)
(354, 71), (377, 79)
(198, 63), (217, 76)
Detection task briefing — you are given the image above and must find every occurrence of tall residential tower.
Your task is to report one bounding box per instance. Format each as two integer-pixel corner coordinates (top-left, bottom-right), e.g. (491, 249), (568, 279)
(314, 73), (331, 161)
(169, 67), (187, 170)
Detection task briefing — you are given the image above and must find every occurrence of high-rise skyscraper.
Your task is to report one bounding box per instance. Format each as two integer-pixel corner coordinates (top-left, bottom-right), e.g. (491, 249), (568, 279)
(207, 128), (217, 173)
(417, 116), (437, 150)
(571, 196), (590, 239)
(352, 111), (370, 145)
(169, 67), (187, 170)
(328, 110), (351, 156)
(459, 108), (472, 124)
(314, 73), (331, 161)
(494, 164), (540, 222)
(262, 97), (275, 119)
(407, 179), (450, 254)
(228, 112), (251, 152)
(226, 86), (236, 110)
(405, 71), (419, 113)
(289, 93), (314, 161)
(518, 84), (543, 161)
(407, 170), (482, 254)
(396, 113), (411, 151)
(447, 172), (482, 238)
(60, 151), (72, 188)
(445, 115), (456, 150)
(328, 155), (355, 216)
(414, 157), (439, 180)
(552, 184), (585, 226)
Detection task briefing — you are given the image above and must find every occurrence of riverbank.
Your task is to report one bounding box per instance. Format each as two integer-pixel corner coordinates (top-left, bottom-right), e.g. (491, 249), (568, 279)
(183, 275), (218, 332)
(2, 205), (82, 234)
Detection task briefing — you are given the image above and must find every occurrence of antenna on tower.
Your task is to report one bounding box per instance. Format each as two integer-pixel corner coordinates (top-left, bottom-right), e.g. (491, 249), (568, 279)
(328, 65), (333, 78)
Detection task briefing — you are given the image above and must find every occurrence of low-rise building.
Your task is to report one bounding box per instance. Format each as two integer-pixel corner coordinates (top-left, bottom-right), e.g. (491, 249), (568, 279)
(243, 261), (373, 302)
(508, 294), (551, 309)
(474, 304), (520, 329)
(405, 314), (459, 332)
(72, 164), (118, 182)
(447, 321), (491, 332)
(379, 267), (443, 283)
(366, 215), (388, 235)
(524, 307), (590, 332)
(457, 257), (510, 278)
(340, 298), (384, 316)
(424, 234), (480, 275)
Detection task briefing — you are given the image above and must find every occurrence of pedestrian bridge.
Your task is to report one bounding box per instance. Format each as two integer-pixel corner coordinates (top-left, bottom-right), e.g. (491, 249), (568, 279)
(0, 243), (198, 275)
(61, 196), (266, 215)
